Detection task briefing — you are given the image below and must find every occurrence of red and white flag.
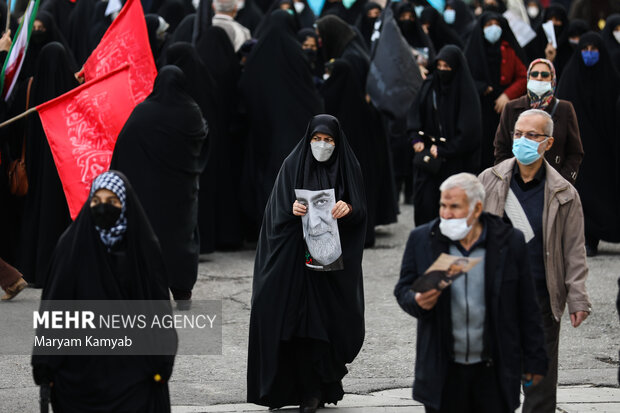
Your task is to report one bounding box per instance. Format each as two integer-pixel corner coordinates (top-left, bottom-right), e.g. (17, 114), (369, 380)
(37, 65), (136, 219)
(0, 0), (40, 101)
(83, 0), (156, 103)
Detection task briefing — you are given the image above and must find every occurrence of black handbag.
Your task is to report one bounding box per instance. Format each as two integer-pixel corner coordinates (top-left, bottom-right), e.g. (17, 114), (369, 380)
(413, 148), (442, 174)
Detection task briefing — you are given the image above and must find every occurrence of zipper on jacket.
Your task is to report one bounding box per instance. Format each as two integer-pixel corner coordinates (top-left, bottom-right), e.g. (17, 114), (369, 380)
(465, 272), (470, 363)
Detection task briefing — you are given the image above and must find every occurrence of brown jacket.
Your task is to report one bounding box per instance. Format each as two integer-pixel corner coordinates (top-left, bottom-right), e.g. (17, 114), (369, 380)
(479, 158), (591, 321)
(493, 96), (584, 184)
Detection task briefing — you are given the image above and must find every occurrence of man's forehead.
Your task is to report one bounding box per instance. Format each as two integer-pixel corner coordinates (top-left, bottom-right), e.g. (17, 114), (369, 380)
(440, 187), (468, 202)
(515, 115), (544, 132)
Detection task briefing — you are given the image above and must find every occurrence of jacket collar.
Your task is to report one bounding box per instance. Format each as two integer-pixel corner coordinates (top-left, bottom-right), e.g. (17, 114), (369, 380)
(491, 158), (572, 204)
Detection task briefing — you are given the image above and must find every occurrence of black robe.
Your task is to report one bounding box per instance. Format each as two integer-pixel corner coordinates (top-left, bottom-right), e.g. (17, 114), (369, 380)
(239, 10), (323, 238)
(445, 0), (474, 40)
(166, 42), (245, 250)
(31, 171), (176, 413)
(555, 32), (620, 243)
(65, 0), (96, 66)
(18, 42), (78, 287)
(356, 2), (381, 50)
(111, 66), (208, 295)
(408, 45), (481, 225)
(602, 14), (620, 74)
(247, 114), (366, 408)
(236, 0), (264, 34)
(320, 59), (385, 247)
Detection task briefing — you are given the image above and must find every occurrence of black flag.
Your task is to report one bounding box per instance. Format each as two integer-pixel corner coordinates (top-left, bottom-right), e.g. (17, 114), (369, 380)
(366, 3), (422, 119)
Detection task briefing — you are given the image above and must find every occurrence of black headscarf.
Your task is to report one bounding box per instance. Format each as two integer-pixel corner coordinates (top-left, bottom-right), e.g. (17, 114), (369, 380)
(247, 114), (366, 408)
(556, 32), (620, 242)
(420, 6), (464, 50)
(239, 10), (323, 236)
(65, 0), (96, 65)
(316, 14), (370, 90)
(17, 42), (79, 288)
(465, 11), (526, 91)
(316, 14), (357, 60)
(157, 0), (190, 33)
(31, 170), (176, 412)
(254, 0), (303, 37)
(395, 2), (435, 61)
(356, 1), (382, 49)
(445, 0), (474, 38)
(171, 13), (197, 43)
(20, 11), (77, 80)
(602, 14), (620, 73)
(297, 27), (325, 78)
(110, 66), (208, 295)
(88, 1), (113, 56)
(525, 0), (543, 29)
(567, 18), (590, 44)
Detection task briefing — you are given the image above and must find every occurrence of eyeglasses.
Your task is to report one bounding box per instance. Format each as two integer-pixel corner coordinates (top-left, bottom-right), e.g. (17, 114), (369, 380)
(512, 130), (549, 141)
(529, 71), (551, 79)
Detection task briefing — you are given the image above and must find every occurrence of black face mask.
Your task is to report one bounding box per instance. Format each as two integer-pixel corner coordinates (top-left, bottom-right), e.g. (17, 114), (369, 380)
(30, 30), (48, 46)
(304, 49), (317, 64)
(398, 20), (416, 34)
(91, 203), (121, 230)
(436, 69), (454, 84)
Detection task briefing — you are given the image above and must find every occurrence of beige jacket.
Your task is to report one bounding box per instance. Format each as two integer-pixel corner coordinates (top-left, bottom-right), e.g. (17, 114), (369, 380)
(479, 158), (591, 321)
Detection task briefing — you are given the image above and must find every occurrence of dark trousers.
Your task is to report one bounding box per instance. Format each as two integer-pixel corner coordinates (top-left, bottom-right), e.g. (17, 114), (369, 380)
(522, 296), (560, 413)
(425, 361), (509, 413)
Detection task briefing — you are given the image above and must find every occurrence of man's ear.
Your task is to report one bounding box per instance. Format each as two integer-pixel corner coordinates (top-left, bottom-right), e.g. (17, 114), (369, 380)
(545, 136), (555, 151)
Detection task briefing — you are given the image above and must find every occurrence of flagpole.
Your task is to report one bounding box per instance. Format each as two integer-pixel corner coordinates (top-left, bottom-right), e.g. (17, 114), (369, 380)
(5, 0), (10, 33)
(0, 107), (36, 129)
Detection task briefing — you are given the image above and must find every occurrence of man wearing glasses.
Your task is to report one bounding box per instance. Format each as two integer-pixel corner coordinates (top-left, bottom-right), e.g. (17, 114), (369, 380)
(479, 109), (591, 413)
(493, 58), (583, 185)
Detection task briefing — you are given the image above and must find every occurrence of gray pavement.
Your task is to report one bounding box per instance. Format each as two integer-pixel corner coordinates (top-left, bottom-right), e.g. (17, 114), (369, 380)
(1, 202), (619, 412)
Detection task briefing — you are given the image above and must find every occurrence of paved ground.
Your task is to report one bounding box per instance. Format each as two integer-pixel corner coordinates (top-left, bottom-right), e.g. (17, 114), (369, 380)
(1, 202), (619, 412)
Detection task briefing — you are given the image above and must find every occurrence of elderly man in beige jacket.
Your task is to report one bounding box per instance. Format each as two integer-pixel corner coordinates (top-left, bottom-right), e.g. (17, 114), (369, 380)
(479, 108), (591, 413)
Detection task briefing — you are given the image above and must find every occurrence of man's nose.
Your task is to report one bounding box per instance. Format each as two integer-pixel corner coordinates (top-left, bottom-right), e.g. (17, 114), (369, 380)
(308, 210), (322, 228)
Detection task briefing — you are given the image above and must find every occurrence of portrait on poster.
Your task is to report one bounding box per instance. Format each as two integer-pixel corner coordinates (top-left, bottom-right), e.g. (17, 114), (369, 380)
(294, 189), (344, 271)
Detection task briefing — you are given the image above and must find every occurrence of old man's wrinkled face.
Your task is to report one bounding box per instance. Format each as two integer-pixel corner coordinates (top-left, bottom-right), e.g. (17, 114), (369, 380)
(297, 189), (342, 265)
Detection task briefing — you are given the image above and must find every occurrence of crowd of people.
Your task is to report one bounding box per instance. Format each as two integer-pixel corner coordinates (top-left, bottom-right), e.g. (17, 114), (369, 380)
(0, 0), (618, 411)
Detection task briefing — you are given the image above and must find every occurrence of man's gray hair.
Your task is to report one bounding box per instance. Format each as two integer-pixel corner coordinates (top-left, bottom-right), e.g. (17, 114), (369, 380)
(439, 173), (485, 209)
(213, 0), (237, 12)
(517, 108), (554, 137)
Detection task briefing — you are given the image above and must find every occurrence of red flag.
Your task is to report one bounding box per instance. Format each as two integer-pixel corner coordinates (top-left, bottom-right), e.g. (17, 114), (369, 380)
(37, 65), (136, 219)
(83, 0), (156, 103)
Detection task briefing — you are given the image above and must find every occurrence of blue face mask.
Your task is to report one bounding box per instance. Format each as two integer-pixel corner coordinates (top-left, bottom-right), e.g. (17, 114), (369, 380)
(581, 50), (599, 66)
(414, 5), (424, 17)
(443, 9), (455, 24)
(483, 24), (502, 44)
(512, 137), (547, 165)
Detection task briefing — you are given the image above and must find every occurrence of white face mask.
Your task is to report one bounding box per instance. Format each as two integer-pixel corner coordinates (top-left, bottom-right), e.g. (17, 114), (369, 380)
(527, 6), (539, 18)
(614, 31), (620, 45)
(527, 78), (552, 96)
(294, 1), (305, 13)
(439, 209), (474, 241)
(311, 141), (335, 162)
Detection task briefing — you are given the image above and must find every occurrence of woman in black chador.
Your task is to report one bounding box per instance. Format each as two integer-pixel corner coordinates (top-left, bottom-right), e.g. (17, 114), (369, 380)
(17, 42), (78, 287)
(408, 45), (481, 226)
(31, 171), (177, 412)
(111, 66), (208, 308)
(247, 115), (366, 413)
(239, 10), (323, 238)
(555, 32), (620, 256)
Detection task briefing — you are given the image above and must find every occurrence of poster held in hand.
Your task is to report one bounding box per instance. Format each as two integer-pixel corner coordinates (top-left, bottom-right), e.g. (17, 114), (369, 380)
(295, 188), (344, 272)
(412, 253), (481, 292)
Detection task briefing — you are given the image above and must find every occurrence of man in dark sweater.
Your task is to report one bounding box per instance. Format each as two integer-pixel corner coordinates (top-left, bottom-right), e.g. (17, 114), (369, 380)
(479, 109), (591, 413)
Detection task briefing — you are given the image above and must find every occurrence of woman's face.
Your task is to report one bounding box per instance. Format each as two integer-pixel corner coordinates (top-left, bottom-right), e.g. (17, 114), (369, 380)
(33, 20), (46, 31)
(302, 36), (317, 51)
(90, 189), (122, 209)
(529, 62), (552, 82)
(483, 18), (500, 28)
(311, 132), (335, 146)
(367, 7), (381, 19)
(436, 59), (452, 71)
(399, 11), (414, 22)
(582, 44), (599, 52)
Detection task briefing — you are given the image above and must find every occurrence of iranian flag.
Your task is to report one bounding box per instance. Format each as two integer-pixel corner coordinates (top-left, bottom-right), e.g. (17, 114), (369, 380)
(0, 0), (40, 101)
